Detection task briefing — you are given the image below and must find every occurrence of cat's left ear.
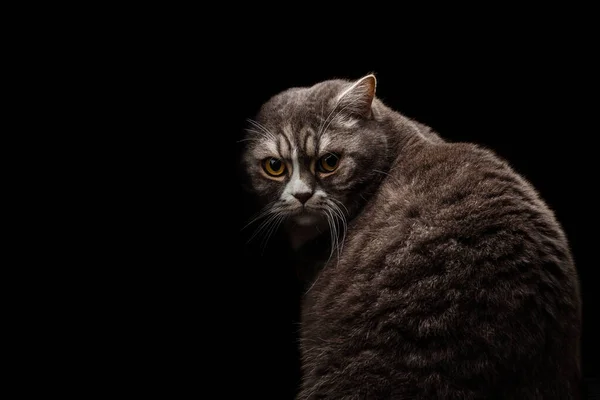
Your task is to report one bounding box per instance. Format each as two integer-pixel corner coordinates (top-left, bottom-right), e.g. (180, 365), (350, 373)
(337, 74), (377, 119)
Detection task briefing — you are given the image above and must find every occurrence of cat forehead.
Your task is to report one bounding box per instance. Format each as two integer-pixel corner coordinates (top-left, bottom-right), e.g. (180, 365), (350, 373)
(251, 123), (329, 159)
(248, 80), (357, 158)
(262, 80), (349, 118)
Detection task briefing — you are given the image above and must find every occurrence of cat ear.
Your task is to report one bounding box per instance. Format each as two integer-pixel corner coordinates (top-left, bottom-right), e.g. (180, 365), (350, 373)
(336, 74), (377, 119)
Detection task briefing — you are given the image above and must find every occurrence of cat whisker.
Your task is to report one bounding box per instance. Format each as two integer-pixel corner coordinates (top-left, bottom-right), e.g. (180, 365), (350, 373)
(324, 209), (336, 263)
(319, 95), (363, 139)
(246, 205), (287, 244)
(260, 213), (286, 253)
(332, 206), (346, 261)
(328, 200), (348, 256)
(319, 101), (348, 139)
(243, 128), (274, 143)
(330, 197), (350, 216)
(259, 213), (280, 245)
(318, 101), (340, 138)
(247, 212), (278, 244)
(246, 119), (277, 142)
(329, 208), (339, 261)
(236, 137), (262, 143)
(244, 128), (270, 137)
(372, 168), (402, 186)
(305, 209), (336, 295)
(323, 207), (344, 270)
(241, 201), (278, 231)
(372, 169), (389, 176)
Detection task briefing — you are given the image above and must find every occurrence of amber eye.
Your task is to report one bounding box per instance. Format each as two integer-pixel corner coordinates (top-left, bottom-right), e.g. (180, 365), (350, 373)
(317, 153), (340, 173)
(263, 157), (286, 177)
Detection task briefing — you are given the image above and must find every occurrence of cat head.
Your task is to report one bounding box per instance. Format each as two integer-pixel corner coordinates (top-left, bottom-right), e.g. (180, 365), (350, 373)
(241, 74), (391, 232)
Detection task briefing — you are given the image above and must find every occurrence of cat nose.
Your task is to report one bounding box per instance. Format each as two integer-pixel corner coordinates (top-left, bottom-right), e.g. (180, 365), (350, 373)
(293, 192), (313, 204)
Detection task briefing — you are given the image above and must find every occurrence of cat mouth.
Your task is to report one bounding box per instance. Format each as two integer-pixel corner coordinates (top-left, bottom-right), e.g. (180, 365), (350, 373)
(289, 207), (323, 226)
(288, 205), (320, 216)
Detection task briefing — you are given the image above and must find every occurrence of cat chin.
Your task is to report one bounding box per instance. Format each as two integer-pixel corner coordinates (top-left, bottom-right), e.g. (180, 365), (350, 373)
(292, 212), (322, 226)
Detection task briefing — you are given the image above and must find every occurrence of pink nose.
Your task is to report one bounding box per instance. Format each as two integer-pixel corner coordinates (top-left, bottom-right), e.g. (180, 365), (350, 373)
(293, 192), (313, 204)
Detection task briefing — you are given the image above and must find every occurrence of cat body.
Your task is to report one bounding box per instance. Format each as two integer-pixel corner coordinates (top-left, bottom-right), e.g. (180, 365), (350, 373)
(242, 76), (581, 399)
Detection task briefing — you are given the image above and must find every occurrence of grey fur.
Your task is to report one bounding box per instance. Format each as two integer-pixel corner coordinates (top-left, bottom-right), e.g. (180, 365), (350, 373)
(241, 76), (581, 399)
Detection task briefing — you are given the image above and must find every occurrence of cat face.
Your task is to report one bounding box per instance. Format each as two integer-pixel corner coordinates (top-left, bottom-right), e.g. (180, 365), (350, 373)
(242, 75), (389, 231)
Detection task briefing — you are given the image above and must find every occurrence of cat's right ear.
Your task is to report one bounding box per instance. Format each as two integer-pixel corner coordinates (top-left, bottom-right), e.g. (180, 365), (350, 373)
(336, 74), (377, 119)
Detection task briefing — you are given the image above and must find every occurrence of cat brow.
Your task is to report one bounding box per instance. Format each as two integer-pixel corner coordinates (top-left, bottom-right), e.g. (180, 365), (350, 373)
(282, 123), (295, 146)
(303, 132), (314, 156)
(277, 132), (293, 159)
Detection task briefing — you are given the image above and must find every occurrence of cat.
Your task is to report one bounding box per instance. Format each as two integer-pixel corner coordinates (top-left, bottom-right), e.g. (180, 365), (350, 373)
(240, 74), (581, 399)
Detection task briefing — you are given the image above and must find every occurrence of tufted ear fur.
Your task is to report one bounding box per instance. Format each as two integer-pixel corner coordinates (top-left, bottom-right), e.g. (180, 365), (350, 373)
(336, 74), (377, 119)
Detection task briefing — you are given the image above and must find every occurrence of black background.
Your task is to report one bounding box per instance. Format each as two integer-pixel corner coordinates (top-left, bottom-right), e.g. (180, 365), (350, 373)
(120, 18), (597, 398)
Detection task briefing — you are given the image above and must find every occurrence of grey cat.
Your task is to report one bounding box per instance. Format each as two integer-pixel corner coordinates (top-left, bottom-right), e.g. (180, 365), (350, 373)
(241, 75), (581, 399)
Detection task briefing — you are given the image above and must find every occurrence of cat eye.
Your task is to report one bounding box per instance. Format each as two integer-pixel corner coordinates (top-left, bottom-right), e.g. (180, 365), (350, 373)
(317, 153), (340, 173)
(263, 157), (286, 177)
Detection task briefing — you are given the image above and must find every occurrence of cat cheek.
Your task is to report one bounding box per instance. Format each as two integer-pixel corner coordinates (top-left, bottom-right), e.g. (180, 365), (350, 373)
(251, 178), (279, 197)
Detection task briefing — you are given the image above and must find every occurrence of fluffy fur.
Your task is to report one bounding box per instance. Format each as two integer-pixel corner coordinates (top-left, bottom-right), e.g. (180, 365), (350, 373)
(241, 75), (581, 399)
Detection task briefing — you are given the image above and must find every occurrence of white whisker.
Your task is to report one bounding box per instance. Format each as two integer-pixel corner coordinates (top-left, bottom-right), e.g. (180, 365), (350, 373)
(318, 101), (339, 138)
(244, 128), (275, 143)
(373, 169), (402, 186)
(318, 95), (362, 141)
(236, 137), (262, 143)
(241, 201), (278, 231)
(261, 213), (286, 253)
(247, 213), (278, 244)
(328, 200), (348, 257)
(324, 208), (339, 264)
(259, 214), (279, 247)
(330, 197), (350, 216)
(305, 209), (335, 295)
(247, 119), (277, 142)
(324, 209), (335, 261)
